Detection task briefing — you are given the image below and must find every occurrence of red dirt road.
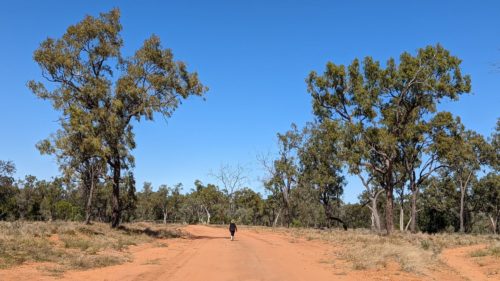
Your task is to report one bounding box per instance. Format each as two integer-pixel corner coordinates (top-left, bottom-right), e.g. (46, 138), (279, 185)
(1, 225), (498, 281)
(151, 225), (336, 281)
(0, 225), (337, 281)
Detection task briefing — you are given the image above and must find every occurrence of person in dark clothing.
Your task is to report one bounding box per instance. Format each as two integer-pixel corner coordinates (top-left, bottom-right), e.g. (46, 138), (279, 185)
(229, 220), (237, 241)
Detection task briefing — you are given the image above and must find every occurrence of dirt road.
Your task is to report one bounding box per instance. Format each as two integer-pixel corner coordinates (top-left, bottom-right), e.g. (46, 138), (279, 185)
(1, 225), (498, 281)
(146, 225), (337, 281)
(0, 225), (337, 281)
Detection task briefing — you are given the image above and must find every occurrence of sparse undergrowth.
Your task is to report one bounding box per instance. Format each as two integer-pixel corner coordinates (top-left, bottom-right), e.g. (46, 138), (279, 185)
(470, 242), (500, 258)
(0, 221), (184, 271)
(250, 226), (500, 274)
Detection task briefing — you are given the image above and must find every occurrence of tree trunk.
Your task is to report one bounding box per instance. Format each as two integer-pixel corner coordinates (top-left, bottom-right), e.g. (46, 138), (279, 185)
(385, 187), (394, 235)
(85, 178), (95, 225)
(399, 205), (404, 232)
(163, 209), (168, 224)
(410, 185), (418, 233)
(204, 206), (211, 225)
(459, 184), (465, 233)
(111, 159), (121, 228)
(273, 209), (281, 227)
(459, 172), (473, 233)
(489, 215), (497, 235)
(328, 216), (348, 230)
(368, 190), (382, 233)
(405, 216), (412, 232)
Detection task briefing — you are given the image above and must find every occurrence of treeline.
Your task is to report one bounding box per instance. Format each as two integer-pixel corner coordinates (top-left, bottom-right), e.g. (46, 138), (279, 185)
(2, 10), (498, 235)
(261, 45), (499, 235)
(0, 163), (272, 226)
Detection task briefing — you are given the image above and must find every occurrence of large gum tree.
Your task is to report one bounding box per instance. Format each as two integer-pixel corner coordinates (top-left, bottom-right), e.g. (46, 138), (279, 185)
(29, 9), (207, 227)
(307, 45), (471, 234)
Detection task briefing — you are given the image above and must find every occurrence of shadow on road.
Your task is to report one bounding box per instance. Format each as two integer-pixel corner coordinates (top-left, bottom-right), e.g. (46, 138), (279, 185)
(187, 235), (230, 240)
(117, 225), (183, 239)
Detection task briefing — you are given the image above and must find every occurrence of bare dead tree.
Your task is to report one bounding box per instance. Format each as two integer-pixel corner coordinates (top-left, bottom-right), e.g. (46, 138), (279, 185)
(209, 163), (248, 217)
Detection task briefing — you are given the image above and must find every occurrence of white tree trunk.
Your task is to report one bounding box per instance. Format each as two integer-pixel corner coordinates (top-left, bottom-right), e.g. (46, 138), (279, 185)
(204, 206), (211, 225)
(163, 208), (168, 224)
(489, 215), (497, 235)
(399, 206), (404, 232)
(459, 172), (473, 233)
(273, 209), (281, 227)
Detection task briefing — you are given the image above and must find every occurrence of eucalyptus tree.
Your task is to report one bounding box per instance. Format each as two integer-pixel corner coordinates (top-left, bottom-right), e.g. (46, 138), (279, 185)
(419, 176), (458, 233)
(37, 127), (106, 224)
(155, 183), (182, 224)
(432, 112), (488, 232)
(234, 188), (264, 225)
(0, 160), (17, 220)
(473, 173), (500, 234)
(298, 121), (346, 229)
(39, 178), (64, 221)
(307, 45), (471, 234)
(358, 174), (384, 232)
(210, 164), (248, 217)
(136, 182), (155, 220)
(491, 119), (500, 171)
(156, 185), (170, 224)
(193, 180), (225, 224)
(399, 117), (446, 233)
(29, 9), (207, 227)
(264, 125), (302, 227)
(120, 172), (137, 222)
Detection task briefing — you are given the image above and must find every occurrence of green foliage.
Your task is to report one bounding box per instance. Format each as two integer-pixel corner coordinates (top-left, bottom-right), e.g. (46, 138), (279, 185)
(0, 22), (496, 236)
(29, 9), (207, 227)
(55, 201), (78, 221)
(307, 45), (472, 234)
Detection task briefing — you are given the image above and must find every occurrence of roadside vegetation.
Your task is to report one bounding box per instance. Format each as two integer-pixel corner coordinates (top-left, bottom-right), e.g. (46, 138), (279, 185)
(0, 221), (183, 272)
(244, 226), (499, 276)
(0, 8), (498, 276)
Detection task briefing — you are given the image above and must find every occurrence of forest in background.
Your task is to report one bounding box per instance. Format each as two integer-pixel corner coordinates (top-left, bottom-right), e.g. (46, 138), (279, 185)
(0, 9), (498, 235)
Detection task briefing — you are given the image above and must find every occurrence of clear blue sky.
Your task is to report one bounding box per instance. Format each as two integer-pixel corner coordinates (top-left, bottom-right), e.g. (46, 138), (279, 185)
(1, 0), (499, 203)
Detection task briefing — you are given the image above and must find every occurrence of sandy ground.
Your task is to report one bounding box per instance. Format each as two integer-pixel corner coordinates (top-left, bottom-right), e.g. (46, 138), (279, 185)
(0, 225), (498, 281)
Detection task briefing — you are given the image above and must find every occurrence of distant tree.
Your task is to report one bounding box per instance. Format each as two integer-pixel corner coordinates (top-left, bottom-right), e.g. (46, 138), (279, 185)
(358, 174), (384, 232)
(490, 119), (500, 171)
(55, 200), (78, 220)
(0, 160), (16, 185)
(39, 178), (64, 221)
(473, 173), (500, 234)
(210, 164), (248, 218)
(29, 9), (207, 228)
(154, 184), (182, 224)
(400, 115), (446, 233)
(264, 125), (302, 227)
(120, 172), (137, 222)
(136, 182), (155, 220)
(343, 203), (372, 229)
(0, 160), (18, 220)
(234, 188), (264, 225)
(432, 112), (488, 232)
(419, 176), (458, 233)
(167, 184), (183, 223)
(307, 45), (471, 234)
(16, 176), (40, 220)
(298, 121), (346, 229)
(193, 180), (224, 224)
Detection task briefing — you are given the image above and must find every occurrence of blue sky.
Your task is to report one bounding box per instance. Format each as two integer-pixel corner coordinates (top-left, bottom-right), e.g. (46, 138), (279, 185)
(1, 0), (499, 202)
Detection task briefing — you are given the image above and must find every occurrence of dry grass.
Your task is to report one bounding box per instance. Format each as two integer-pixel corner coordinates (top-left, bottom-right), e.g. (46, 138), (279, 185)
(0, 221), (184, 271)
(470, 242), (500, 258)
(247, 226), (500, 275)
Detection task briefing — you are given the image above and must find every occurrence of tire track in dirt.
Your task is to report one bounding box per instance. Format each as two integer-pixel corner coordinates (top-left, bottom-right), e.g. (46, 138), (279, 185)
(440, 244), (494, 281)
(2, 225), (496, 281)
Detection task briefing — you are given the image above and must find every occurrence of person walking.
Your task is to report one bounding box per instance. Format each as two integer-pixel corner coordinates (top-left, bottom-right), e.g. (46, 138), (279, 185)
(229, 220), (237, 241)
